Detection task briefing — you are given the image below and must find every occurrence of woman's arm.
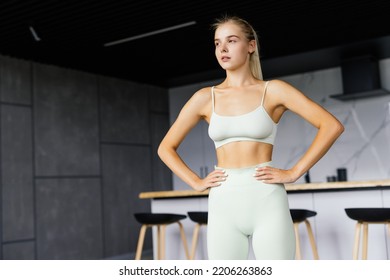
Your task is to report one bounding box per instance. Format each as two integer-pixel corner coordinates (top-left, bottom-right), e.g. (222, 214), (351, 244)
(256, 79), (344, 184)
(158, 88), (226, 191)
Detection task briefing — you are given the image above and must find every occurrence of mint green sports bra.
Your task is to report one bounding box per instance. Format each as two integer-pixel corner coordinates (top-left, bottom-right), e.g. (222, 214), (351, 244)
(208, 81), (277, 149)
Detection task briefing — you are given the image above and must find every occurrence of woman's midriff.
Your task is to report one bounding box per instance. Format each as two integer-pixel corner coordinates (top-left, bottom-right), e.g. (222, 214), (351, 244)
(215, 141), (273, 168)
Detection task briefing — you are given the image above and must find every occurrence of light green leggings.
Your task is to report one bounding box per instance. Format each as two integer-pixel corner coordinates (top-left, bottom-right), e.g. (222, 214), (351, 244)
(207, 162), (296, 260)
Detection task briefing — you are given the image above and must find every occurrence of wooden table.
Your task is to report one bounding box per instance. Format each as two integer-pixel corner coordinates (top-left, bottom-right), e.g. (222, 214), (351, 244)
(140, 179), (390, 199)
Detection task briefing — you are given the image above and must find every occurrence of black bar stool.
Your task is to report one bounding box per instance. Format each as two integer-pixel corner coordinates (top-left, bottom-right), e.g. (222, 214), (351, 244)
(134, 213), (190, 260)
(187, 211), (208, 260)
(345, 207), (390, 259)
(290, 209), (319, 260)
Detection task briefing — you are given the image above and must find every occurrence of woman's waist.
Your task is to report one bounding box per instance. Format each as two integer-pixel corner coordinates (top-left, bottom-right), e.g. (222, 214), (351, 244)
(215, 161), (272, 173)
(212, 161), (285, 192)
(215, 158), (272, 169)
(215, 142), (272, 168)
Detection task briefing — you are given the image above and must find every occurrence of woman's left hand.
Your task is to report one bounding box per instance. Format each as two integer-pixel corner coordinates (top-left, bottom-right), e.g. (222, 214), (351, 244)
(254, 166), (298, 184)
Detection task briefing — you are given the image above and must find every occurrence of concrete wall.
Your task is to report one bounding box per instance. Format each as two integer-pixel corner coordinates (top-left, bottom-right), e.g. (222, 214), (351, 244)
(0, 55), (171, 259)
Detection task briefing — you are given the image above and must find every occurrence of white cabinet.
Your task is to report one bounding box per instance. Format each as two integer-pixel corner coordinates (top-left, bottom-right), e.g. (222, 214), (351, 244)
(383, 189), (390, 206)
(313, 190), (388, 260)
(384, 189), (390, 258)
(169, 85), (217, 190)
(287, 190), (389, 260)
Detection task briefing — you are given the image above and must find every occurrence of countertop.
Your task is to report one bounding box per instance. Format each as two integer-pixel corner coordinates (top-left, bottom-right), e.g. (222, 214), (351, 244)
(139, 179), (390, 199)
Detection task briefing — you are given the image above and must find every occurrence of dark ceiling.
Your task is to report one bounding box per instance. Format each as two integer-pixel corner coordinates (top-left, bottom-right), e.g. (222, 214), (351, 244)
(1, 0), (390, 88)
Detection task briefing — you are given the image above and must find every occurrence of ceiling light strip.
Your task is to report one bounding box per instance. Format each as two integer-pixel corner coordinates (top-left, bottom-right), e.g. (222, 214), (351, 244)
(104, 21), (196, 47)
(29, 26), (41, 41)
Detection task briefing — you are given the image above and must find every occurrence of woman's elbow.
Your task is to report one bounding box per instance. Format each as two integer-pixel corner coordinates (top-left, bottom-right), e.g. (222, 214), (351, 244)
(157, 143), (166, 160)
(157, 142), (175, 161)
(332, 119), (345, 138)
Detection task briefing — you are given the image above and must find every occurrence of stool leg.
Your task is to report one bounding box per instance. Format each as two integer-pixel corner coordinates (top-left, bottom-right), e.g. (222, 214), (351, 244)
(159, 225), (167, 260)
(353, 222), (362, 260)
(190, 223), (202, 260)
(156, 225), (160, 260)
(362, 223), (368, 260)
(304, 220), (319, 260)
(135, 224), (148, 260)
(293, 222), (301, 260)
(177, 221), (190, 260)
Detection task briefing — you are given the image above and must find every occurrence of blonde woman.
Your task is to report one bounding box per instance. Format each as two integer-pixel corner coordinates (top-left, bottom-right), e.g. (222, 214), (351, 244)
(158, 15), (344, 259)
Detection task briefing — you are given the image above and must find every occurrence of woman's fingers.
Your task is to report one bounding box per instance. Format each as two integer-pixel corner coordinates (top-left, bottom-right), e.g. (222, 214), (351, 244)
(254, 166), (295, 184)
(254, 166), (281, 182)
(204, 169), (227, 188)
(254, 166), (272, 179)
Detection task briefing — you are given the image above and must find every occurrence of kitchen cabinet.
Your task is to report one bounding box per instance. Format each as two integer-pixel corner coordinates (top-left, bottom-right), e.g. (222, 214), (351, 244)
(285, 188), (390, 260)
(313, 190), (387, 260)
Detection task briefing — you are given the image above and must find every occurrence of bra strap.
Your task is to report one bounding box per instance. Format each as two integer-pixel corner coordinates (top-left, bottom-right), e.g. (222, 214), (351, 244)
(211, 86), (215, 112)
(261, 81), (270, 106)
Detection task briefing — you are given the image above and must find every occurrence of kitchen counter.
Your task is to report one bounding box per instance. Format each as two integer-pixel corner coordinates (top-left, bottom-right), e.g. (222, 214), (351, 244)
(139, 179), (390, 199)
(140, 179), (390, 260)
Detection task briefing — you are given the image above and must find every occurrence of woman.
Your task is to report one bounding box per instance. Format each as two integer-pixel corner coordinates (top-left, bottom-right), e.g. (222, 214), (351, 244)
(158, 15), (344, 260)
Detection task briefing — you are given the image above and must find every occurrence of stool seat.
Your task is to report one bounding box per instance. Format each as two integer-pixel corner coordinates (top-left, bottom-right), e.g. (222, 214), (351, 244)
(290, 208), (319, 260)
(188, 211), (208, 224)
(345, 208), (390, 222)
(187, 211), (208, 260)
(134, 213), (187, 224)
(290, 209), (317, 223)
(344, 208), (390, 259)
(134, 212), (189, 260)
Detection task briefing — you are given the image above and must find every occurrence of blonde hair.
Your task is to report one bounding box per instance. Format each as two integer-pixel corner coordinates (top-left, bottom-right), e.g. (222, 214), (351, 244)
(211, 15), (263, 80)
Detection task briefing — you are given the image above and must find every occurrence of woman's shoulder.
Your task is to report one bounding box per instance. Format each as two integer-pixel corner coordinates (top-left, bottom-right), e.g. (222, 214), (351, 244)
(266, 79), (298, 97)
(266, 79), (292, 89)
(181, 86), (213, 113)
(264, 79), (302, 106)
(195, 86), (213, 95)
(190, 86), (213, 103)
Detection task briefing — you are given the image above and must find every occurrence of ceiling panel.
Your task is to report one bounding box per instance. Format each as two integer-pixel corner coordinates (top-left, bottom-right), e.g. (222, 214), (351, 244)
(1, 0), (390, 87)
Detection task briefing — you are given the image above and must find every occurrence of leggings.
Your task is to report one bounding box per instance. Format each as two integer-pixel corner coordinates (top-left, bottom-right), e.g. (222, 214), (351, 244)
(207, 162), (295, 260)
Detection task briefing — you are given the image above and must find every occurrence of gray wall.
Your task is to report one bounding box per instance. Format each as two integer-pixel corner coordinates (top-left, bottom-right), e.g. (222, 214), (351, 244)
(0, 55), (172, 259)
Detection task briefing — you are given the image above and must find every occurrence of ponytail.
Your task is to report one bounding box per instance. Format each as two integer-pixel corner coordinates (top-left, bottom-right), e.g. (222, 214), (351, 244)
(250, 30), (263, 80)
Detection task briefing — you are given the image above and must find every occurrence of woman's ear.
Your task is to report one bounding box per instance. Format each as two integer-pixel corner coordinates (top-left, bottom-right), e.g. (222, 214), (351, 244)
(248, 39), (256, 54)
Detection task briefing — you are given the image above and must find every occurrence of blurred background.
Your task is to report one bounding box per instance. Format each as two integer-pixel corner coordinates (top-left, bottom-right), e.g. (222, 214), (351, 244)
(1, 0), (390, 259)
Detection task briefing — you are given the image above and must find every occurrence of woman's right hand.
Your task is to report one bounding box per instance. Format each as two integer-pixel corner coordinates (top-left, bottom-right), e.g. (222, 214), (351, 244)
(193, 169), (227, 192)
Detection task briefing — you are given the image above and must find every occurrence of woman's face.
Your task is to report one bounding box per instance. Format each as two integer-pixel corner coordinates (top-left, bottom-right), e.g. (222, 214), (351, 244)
(214, 22), (254, 71)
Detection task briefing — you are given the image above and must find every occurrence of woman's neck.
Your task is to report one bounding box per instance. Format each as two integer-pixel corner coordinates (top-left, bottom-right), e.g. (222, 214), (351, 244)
(224, 68), (259, 87)
(222, 76), (260, 88)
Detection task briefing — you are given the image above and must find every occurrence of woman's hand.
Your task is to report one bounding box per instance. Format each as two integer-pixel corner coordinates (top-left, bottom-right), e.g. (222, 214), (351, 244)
(193, 169), (227, 192)
(254, 166), (298, 184)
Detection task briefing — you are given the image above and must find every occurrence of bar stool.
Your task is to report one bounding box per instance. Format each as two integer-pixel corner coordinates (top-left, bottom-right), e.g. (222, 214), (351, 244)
(187, 211), (208, 260)
(133, 212), (190, 260)
(345, 207), (390, 259)
(290, 209), (319, 260)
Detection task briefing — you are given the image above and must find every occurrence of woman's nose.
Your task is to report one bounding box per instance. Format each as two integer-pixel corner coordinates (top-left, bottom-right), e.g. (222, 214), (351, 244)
(219, 44), (228, 53)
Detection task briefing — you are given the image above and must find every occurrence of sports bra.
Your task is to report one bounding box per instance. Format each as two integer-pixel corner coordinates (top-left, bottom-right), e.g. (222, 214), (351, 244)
(208, 81), (277, 148)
